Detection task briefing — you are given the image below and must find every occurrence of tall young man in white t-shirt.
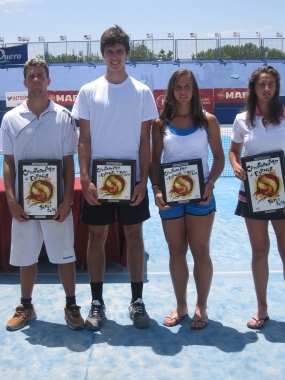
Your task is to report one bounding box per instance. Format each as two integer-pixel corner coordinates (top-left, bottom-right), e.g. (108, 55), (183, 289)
(72, 25), (158, 330)
(1, 58), (84, 331)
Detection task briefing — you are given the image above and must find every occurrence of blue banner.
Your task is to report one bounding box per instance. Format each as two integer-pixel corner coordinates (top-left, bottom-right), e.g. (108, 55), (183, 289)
(0, 44), (28, 65)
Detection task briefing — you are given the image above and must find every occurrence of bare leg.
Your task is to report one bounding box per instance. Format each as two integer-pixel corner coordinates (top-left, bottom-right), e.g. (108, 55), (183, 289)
(245, 218), (269, 328)
(271, 219), (285, 280)
(87, 225), (109, 282)
(162, 217), (188, 319)
(186, 211), (215, 329)
(20, 264), (37, 299)
(58, 262), (76, 297)
(124, 223), (144, 282)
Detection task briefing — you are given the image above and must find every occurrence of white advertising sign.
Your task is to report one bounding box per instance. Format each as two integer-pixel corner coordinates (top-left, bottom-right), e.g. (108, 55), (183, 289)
(5, 92), (28, 107)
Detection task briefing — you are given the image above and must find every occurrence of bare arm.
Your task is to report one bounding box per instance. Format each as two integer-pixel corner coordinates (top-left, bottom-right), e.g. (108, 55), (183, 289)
(200, 113), (225, 204)
(229, 140), (246, 181)
(4, 155), (29, 221)
(130, 120), (151, 206)
(53, 154), (74, 222)
(78, 118), (99, 205)
(149, 120), (170, 210)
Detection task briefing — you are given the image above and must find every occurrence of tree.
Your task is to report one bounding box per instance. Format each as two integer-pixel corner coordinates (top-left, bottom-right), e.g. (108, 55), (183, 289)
(191, 42), (285, 60)
(132, 41), (158, 61)
(38, 49), (104, 64)
(158, 49), (173, 61)
(263, 47), (285, 59)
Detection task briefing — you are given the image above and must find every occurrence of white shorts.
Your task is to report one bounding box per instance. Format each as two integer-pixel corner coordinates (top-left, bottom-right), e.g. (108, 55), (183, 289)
(10, 212), (76, 266)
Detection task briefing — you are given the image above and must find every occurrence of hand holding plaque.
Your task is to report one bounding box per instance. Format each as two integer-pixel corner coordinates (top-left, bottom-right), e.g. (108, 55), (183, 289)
(18, 159), (62, 219)
(159, 159), (204, 206)
(241, 151), (285, 215)
(92, 159), (136, 203)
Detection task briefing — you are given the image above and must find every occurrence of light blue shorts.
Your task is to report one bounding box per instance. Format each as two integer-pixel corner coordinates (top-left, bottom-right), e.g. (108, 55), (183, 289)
(159, 196), (216, 220)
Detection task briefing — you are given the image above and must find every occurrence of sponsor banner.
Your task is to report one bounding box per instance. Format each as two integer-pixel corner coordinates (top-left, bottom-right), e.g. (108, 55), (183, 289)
(0, 44), (28, 65)
(5, 92), (28, 107)
(153, 90), (166, 113)
(200, 89), (213, 112)
(153, 89), (214, 113)
(214, 88), (248, 103)
(47, 90), (78, 106)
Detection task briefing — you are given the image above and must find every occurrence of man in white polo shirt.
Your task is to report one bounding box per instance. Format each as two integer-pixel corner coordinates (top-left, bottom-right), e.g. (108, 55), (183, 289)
(0, 58), (84, 331)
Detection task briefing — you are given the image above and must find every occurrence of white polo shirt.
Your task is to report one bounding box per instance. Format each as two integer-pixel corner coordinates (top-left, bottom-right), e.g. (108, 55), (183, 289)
(232, 111), (285, 192)
(0, 99), (78, 201)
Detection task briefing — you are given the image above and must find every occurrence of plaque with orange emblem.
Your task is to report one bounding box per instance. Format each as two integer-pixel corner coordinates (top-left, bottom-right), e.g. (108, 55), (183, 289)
(18, 160), (62, 219)
(92, 159), (136, 203)
(241, 151), (285, 215)
(159, 159), (204, 205)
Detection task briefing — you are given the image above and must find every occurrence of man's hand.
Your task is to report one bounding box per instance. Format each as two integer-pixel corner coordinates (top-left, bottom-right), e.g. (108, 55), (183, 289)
(8, 201), (29, 222)
(130, 182), (146, 206)
(53, 200), (71, 222)
(81, 180), (101, 205)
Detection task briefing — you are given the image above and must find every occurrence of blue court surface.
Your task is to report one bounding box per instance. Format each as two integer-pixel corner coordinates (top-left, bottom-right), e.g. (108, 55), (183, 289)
(1, 176), (285, 380)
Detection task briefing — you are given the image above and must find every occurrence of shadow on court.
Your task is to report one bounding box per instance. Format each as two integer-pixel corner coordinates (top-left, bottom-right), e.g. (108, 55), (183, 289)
(20, 317), (264, 356)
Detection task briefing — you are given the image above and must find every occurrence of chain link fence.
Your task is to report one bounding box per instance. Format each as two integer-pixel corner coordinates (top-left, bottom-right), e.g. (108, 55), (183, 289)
(2, 38), (285, 63)
(176, 39), (218, 60)
(220, 38), (261, 60)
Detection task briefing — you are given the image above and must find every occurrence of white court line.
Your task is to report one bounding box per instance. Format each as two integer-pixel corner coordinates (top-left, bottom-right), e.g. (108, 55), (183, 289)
(2, 270), (283, 276)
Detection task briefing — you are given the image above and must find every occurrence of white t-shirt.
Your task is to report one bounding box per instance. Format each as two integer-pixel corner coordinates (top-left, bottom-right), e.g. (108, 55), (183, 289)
(72, 75), (158, 181)
(232, 111), (285, 191)
(162, 123), (209, 180)
(0, 99), (78, 201)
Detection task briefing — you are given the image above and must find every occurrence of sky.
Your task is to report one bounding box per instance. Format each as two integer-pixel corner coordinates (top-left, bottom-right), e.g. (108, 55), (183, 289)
(0, 0), (284, 43)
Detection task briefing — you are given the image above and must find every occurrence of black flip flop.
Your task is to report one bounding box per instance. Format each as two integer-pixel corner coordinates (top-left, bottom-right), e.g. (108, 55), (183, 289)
(247, 316), (269, 329)
(190, 318), (208, 330)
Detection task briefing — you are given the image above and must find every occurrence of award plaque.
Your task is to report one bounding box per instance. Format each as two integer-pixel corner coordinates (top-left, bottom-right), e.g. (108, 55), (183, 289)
(241, 151), (285, 215)
(18, 159), (62, 219)
(92, 159), (136, 203)
(159, 159), (204, 205)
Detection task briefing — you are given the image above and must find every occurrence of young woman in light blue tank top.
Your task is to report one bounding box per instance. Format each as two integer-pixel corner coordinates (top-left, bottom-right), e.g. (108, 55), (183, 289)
(150, 69), (224, 330)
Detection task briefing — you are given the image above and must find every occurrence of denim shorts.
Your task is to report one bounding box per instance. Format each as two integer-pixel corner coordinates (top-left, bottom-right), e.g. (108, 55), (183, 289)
(159, 196), (216, 220)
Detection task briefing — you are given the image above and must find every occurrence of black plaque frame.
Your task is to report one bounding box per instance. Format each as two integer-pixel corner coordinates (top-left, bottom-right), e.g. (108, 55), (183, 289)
(241, 151), (285, 215)
(92, 159), (136, 203)
(159, 159), (204, 206)
(18, 159), (62, 219)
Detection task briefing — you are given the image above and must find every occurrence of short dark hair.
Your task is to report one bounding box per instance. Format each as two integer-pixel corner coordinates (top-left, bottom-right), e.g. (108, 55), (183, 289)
(23, 58), (49, 79)
(100, 25), (130, 55)
(245, 66), (283, 126)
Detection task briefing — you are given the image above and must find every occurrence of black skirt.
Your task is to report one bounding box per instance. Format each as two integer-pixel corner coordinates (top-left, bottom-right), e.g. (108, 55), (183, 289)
(235, 191), (285, 220)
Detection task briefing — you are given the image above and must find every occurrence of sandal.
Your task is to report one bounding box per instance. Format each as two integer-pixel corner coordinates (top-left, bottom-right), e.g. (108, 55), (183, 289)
(247, 316), (269, 329)
(163, 312), (188, 327)
(190, 318), (208, 330)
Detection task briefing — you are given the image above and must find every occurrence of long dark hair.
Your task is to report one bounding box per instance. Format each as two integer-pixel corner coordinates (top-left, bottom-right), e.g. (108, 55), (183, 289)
(156, 69), (208, 133)
(245, 66), (283, 126)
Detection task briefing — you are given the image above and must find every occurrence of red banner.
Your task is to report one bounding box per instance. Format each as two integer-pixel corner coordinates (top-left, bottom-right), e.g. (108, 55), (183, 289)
(200, 89), (214, 113)
(47, 90), (78, 106)
(153, 89), (214, 113)
(214, 88), (248, 103)
(153, 90), (166, 113)
(47, 88), (248, 110)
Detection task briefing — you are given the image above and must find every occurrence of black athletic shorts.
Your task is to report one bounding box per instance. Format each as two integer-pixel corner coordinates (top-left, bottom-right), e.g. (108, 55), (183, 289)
(81, 185), (150, 226)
